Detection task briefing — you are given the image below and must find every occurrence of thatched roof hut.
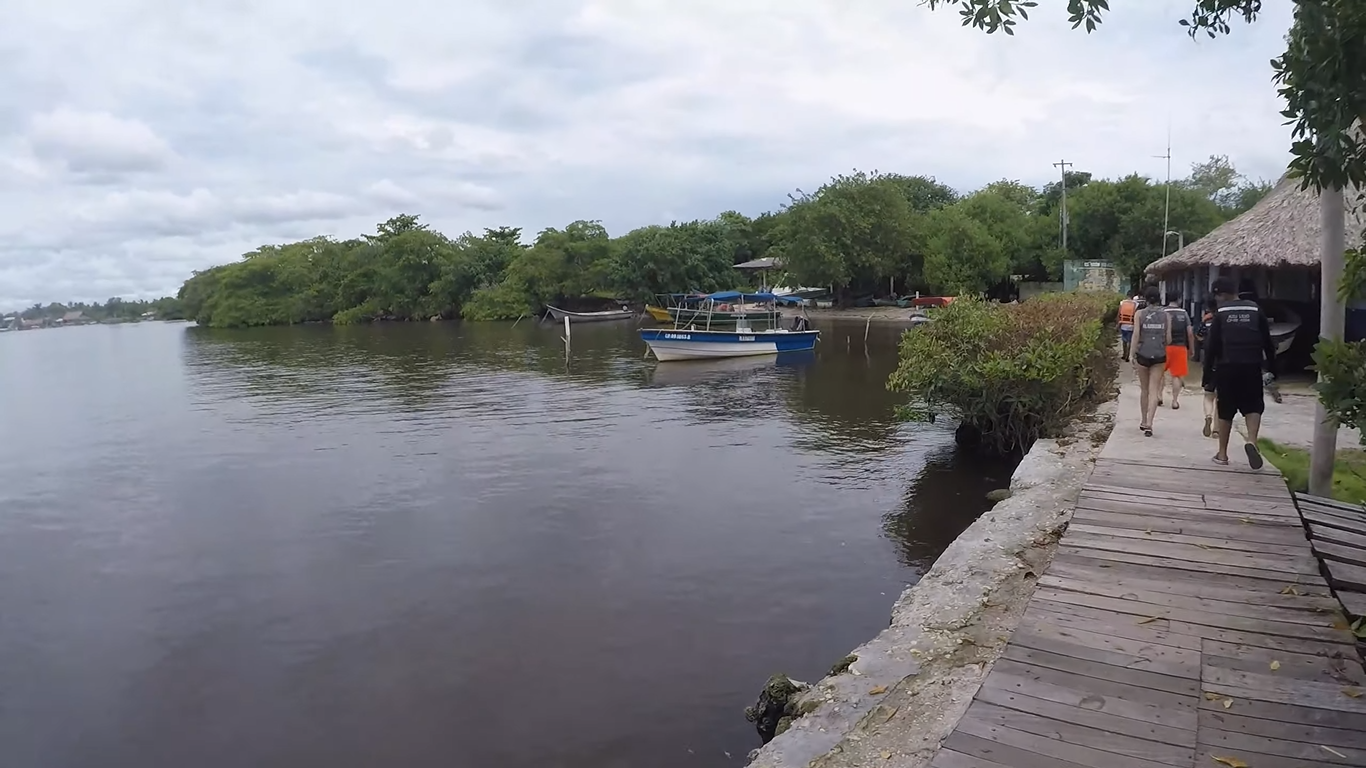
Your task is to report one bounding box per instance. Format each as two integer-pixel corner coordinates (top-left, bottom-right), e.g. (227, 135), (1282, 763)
(1147, 175), (1366, 275)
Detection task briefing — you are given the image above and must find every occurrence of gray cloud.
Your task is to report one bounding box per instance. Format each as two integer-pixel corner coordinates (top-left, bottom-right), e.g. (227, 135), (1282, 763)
(0, 0), (1298, 309)
(26, 108), (176, 176)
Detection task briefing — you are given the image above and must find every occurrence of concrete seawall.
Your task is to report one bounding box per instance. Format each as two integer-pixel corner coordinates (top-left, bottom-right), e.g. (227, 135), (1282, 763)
(744, 400), (1115, 767)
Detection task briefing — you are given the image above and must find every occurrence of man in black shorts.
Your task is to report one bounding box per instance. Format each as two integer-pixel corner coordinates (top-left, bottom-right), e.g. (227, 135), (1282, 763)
(1205, 278), (1276, 467)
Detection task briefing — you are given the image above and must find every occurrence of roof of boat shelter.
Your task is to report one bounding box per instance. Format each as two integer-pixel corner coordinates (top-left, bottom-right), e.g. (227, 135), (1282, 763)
(734, 257), (782, 270)
(1146, 174), (1366, 276)
(705, 290), (803, 304)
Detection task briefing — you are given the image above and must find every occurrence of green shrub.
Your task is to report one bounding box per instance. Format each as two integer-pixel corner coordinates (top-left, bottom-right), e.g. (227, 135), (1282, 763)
(887, 292), (1120, 455)
(460, 283), (538, 321)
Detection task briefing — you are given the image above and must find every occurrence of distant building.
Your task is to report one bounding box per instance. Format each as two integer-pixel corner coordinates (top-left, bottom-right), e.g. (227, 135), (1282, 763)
(59, 311), (92, 325)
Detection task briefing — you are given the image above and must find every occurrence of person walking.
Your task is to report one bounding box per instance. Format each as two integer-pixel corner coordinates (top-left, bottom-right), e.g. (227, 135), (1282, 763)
(1206, 278), (1277, 468)
(1162, 294), (1194, 410)
(1117, 295), (1138, 362)
(1194, 295), (1220, 438)
(1132, 287), (1172, 437)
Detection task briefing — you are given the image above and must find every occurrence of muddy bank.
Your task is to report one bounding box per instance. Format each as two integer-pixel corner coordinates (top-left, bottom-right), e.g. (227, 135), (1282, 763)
(742, 402), (1115, 767)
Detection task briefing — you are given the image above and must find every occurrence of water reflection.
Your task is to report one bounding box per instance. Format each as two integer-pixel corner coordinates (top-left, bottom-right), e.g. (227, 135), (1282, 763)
(0, 320), (1012, 768)
(883, 447), (1018, 570)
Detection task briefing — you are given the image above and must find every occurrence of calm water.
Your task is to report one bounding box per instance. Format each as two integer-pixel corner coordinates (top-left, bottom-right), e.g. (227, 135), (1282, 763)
(0, 320), (1012, 768)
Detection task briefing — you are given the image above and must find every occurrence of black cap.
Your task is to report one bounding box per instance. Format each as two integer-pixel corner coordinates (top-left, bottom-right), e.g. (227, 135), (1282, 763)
(1211, 277), (1236, 295)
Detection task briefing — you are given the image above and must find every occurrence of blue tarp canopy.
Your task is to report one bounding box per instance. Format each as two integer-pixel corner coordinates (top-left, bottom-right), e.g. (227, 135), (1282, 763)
(704, 291), (804, 306)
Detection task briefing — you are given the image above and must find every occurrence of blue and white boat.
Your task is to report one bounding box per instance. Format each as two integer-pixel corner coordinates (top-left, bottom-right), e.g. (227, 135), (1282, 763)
(639, 291), (819, 362)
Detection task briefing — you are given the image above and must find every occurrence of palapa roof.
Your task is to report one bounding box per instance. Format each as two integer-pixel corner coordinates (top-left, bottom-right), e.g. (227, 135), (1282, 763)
(1146, 175), (1366, 275)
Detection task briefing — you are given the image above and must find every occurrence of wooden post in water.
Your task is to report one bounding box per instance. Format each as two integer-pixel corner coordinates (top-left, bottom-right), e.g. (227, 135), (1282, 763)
(864, 315), (873, 345)
(511, 312), (526, 329)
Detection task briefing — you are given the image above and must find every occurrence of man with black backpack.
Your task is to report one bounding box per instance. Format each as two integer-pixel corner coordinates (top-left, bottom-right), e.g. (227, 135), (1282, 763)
(1205, 278), (1277, 468)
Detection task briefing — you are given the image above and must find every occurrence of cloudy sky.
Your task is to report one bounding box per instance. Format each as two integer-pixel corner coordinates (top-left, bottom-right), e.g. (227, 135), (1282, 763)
(0, 0), (1295, 309)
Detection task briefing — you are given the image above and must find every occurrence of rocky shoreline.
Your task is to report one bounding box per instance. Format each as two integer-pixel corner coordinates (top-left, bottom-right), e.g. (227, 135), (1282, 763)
(741, 400), (1116, 767)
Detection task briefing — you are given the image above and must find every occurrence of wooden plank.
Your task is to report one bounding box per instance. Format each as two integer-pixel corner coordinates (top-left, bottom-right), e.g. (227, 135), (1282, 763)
(1203, 667), (1366, 715)
(1323, 558), (1366, 592)
(1198, 694), (1366, 733)
(942, 731), (1095, 768)
(954, 712), (1179, 768)
(976, 684), (1196, 746)
(1197, 725), (1366, 765)
(1297, 492), (1366, 515)
(1302, 505), (1366, 532)
(1044, 560), (1340, 614)
(1311, 538), (1366, 568)
(1306, 520), (1366, 550)
(1026, 589), (1352, 657)
(1031, 587), (1352, 645)
(961, 700), (1194, 767)
(1072, 507), (1311, 545)
(1200, 708), (1366, 749)
(1002, 644), (1198, 696)
(1050, 553), (1334, 603)
(1038, 573), (1335, 625)
(1203, 494), (1300, 516)
(929, 748), (1014, 768)
(1092, 461), (1289, 488)
(1059, 531), (1320, 576)
(1301, 504), (1366, 528)
(1085, 481), (1206, 504)
(1010, 619), (1202, 679)
(1066, 521), (1311, 557)
(1076, 495), (1300, 527)
(1337, 588), (1366, 618)
(987, 658), (1198, 718)
(1055, 544), (1329, 585)
(1104, 456), (1275, 477)
(1193, 743), (1347, 768)
(1203, 640), (1366, 686)
(1088, 472), (1289, 501)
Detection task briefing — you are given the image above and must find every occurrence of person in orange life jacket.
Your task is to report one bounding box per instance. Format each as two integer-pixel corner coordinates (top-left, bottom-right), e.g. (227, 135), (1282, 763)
(1161, 294), (1195, 410)
(1117, 296), (1138, 362)
(1205, 277), (1276, 468)
(1131, 287), (1172, 437)
(1193, 295), (1220, 439)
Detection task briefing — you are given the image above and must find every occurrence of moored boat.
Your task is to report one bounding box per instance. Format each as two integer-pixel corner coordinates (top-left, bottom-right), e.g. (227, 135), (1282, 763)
(644, 305), (674, 322)
(639, 291), (818, 362)
(546, 305), (635, 323)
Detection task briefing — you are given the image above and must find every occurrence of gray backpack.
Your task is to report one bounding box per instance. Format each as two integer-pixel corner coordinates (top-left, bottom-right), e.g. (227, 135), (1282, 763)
(1134, 309), (1170, 366)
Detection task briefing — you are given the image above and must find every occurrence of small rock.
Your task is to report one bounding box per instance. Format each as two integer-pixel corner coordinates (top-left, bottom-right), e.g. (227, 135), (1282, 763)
(985, 488), (1013, 502)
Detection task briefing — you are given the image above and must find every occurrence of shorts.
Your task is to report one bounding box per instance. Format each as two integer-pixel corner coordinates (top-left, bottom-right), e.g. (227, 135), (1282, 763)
(1134, 352), (1166, 368)
(1215, 363), (1265, 421)
(1165, 346), (1188, 378)
(1120, 326), (1133, 343)
(1201, 361), (1216, 393)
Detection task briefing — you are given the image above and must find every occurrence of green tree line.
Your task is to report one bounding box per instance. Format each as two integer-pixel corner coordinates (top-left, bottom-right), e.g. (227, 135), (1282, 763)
(9, 296), (186, 323)
(171, 154), (1270, 328)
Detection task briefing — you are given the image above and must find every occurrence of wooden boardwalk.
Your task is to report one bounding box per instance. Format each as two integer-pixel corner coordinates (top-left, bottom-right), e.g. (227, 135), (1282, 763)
(930, 381), (1366, 767)
(1298, 492), (1366, 624)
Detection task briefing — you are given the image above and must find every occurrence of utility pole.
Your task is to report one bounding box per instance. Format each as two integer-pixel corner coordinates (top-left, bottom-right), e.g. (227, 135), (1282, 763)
(1154, 127), (1173, 256)
(1310, 186), (1346, 496)
(1054, 159), (1073, 255)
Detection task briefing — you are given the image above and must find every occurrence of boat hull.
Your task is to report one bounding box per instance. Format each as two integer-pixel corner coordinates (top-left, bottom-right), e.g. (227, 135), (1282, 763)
(546, 306), (635, 323)
(639, 329), (820, 361)
(644, 305), (674, 322)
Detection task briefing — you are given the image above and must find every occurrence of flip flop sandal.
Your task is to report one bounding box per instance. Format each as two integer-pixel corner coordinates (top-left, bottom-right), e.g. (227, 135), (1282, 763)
(1143, 427), (1153, 438)
(1245, 443), (1264, 470)
(1212, 455), (1229, 465)
(1202, 416), (1212, 437)
(1172, 401), (1180, 410)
